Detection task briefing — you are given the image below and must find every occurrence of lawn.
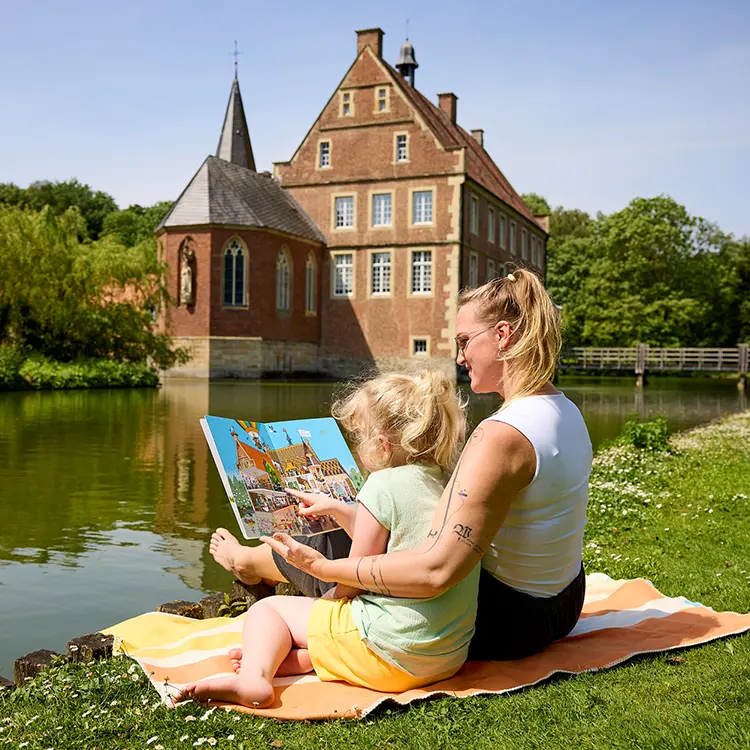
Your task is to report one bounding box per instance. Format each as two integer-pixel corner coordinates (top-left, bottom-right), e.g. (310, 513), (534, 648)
(2, 411), (749, 749)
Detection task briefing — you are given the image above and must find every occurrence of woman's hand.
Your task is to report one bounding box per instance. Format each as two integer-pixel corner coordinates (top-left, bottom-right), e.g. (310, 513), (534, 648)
(261, 532), (328, 578)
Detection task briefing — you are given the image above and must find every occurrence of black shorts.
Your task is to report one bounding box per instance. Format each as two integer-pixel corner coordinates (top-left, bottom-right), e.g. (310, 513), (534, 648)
(272, 533), (585, 661)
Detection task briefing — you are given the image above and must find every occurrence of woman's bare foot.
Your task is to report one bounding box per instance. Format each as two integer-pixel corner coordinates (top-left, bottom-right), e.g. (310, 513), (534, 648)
(227, 647), (313, 677)
(174, 673), (274, 708)
(210, 528), (262, 585)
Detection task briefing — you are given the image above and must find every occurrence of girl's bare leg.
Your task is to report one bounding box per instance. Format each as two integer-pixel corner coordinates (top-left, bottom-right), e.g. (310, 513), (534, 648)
(210, 528), (287, 585)
(176, 596), (315, 708)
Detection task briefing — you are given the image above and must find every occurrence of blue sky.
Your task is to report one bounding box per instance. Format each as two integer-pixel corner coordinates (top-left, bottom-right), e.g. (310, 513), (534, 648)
(1, 0), (748, 236)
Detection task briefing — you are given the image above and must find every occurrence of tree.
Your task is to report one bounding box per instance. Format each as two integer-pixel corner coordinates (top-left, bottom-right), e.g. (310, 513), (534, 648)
(520, 193), (551, 216)
(348, 466), (365, 491)
(0, 204), (185, 367)
(0, 179), (118, 240)
(102, 201), (173, 247)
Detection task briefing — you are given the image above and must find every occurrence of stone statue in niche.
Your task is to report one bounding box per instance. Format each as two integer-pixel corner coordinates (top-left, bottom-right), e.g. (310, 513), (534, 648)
(180, 243), (195, 307)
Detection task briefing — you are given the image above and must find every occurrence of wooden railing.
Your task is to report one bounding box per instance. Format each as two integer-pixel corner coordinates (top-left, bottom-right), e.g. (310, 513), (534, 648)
(558, 344), (749, 387)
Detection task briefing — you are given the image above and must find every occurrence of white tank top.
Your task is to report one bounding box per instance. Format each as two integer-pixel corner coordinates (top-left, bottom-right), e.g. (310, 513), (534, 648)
(481, 392), (592, 597)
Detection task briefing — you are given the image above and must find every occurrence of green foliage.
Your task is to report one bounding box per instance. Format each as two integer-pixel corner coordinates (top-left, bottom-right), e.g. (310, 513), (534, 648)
(618, 415), (671, 452)
(520, 192), (551, 215)
(217, 593), (250, 618)
(544, 195), (749, 347)
(0, 344), (26, 389)
(102, 201), (173, 247)
(349, 466), (365, 491)
(0, 205), (186, 369)
(16, 355), (158, 390)
(0, 179), (118, 240)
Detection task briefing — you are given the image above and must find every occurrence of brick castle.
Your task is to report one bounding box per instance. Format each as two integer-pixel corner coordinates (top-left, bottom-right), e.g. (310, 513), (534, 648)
(158, 27), (548, 380)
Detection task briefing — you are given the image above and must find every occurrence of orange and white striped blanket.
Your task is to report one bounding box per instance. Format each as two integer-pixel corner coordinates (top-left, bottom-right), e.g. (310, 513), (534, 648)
(103, 573), (750, 720)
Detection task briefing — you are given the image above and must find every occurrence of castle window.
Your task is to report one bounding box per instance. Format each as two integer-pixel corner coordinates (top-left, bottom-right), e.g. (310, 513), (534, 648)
(411, 250), (432, 294)
(469, 252), (479, 287)
(488, 207), (495, 243)
(372, 193), (392, 227)
(319, 141), (330, 168)
(395, 134), (408, 163)
(521, 230), (528, 261)
(412, 338), (429, 356)
(487, 259), (496, 282)
(499, 213), (507, 249)
(222, 238), (247, 307)
(276, 248), (292, 312)
(412, 190), (433, 225)
(341, 91), (353, 116)
(333, 253), (354, 297)
(377, 87), (388, 112)
(305, 252), (317, 314)
(371, 251), (391, 295)
(334, 196), (354, 229)
(470, 194), (479, 234)
(510, 222), (517, 255)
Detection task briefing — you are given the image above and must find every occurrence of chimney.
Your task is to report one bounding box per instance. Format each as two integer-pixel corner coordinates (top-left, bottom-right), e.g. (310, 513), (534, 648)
(470, 129), (484, 147)
(356, 28), (384, 59)
(438, 93), (458, 124)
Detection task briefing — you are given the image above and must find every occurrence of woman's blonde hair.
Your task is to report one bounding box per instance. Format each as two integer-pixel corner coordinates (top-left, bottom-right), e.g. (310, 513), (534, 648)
(458, 268), (561, 403)
(332, 369), (467, 472)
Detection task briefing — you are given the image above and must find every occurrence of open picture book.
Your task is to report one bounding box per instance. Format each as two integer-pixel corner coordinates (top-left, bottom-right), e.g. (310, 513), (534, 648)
(200, 415), (363, 539)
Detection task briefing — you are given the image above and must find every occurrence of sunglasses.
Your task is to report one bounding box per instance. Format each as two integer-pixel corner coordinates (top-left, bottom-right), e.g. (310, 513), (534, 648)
(454, 326), (494, 354)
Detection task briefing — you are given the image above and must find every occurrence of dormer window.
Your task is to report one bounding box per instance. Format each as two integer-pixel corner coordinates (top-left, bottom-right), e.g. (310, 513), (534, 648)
(341, 91), (353, 117)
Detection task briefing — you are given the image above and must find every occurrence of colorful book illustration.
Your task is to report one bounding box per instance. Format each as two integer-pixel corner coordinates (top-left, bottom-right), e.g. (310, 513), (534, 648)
(200, 416), (363, 539)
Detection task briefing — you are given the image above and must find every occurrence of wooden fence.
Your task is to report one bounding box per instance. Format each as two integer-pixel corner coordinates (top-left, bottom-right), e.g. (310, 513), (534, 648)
(558, 344), (749, 387)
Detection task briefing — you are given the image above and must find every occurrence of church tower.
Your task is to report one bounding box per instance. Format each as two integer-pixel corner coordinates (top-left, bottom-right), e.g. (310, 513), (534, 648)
(216, 75), (256, 171)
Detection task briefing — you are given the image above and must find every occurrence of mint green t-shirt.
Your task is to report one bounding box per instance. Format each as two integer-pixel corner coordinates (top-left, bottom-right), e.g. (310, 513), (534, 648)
(350, 464), (480, 678)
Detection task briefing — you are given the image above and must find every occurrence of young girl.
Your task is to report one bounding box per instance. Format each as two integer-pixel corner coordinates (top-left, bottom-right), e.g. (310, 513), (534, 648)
(176, 369), (478, 707)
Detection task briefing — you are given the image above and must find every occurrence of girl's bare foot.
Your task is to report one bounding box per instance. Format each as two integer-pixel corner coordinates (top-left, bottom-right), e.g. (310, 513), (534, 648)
(210, 528), (261, 584)
(174, 674), (274, 708)
(226, 647), (313, 677)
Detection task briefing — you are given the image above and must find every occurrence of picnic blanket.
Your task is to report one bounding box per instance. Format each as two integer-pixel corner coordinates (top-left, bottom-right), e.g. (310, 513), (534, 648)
(102, 573), (750, 720)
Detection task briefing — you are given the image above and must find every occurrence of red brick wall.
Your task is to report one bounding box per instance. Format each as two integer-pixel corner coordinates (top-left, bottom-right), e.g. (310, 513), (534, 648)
(162, 227), (323, 343)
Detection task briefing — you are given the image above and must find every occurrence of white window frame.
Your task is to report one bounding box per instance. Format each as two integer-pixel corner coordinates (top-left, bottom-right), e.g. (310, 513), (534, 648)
(499, 213), (507, 249)
(488, 207), (495, 243)
(340, 90), (353, 117)
(318, 140), (331, 169)
(510, 221), (517, 255)
(376, 86), (389, 113)
(275, 247), (292, 312)
(410, 249), (433, 295)
(469, 251), (479, 288)
(370, 250), (392, 296)
(371, 192), (393, 228)
(305, 252), (317, 315)
(487, 259), (496, 282)
(332, 194), (355, 230)
(411, 189), (434, 226)
(521, 229), (528, 261)
(331, 252), (354, 298)
(470, 194), (479, 235)
(395, 133), (408, 163)
(222, 237), (248, 308)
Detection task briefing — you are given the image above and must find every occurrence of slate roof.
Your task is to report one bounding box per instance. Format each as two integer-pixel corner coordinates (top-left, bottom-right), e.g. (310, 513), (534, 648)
(383, 61), (545, 232)
(216, 77), (256, 171)
(156, 156), (326, 244)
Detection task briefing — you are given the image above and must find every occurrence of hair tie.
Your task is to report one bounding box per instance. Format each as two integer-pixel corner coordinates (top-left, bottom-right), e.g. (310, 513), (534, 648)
(506, 273), (516, 282)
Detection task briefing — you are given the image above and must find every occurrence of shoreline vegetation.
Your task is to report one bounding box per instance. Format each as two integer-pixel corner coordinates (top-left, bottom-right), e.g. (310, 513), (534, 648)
(1, 411), (749, 748)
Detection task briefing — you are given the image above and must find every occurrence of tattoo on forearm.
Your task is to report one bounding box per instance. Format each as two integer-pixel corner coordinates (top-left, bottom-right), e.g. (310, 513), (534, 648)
(355, 558), (364, 589)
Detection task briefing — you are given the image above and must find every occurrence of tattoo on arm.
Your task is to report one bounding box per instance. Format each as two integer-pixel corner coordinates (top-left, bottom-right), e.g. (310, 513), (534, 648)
(452, 523), (485, 556)
(355, 558), (365, 589)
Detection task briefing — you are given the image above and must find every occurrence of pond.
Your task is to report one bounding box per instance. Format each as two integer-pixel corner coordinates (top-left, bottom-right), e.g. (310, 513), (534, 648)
(0, 376), (746, 677)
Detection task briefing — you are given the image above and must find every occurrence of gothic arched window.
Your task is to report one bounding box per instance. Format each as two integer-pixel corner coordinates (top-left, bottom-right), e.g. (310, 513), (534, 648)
(305, 252), (317, 314)
(222, 238), (247, 307)
(276, 247), (292, 312)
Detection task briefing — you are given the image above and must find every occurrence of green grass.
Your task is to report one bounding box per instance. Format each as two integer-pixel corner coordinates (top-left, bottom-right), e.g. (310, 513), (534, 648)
(2, 411), (750, 749)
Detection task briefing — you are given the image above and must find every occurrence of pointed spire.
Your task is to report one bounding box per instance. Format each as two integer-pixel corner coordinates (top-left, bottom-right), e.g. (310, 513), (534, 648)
(216, 76), (256, 171)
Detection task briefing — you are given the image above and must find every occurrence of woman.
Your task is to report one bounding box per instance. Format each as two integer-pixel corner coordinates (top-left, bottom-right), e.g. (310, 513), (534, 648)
(211, 269), (592, 660)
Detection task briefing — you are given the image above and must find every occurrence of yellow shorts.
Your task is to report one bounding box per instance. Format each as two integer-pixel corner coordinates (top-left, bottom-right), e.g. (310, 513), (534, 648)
(307, 598), (457, 693)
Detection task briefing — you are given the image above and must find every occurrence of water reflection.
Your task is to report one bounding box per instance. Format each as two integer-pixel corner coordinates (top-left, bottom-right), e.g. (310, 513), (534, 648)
(0, 377), (746, 676)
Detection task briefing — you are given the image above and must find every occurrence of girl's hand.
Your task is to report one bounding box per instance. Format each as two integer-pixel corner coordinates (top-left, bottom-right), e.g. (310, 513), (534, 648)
(287, 489), (339, 520)
(261, 532), (327, 578)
